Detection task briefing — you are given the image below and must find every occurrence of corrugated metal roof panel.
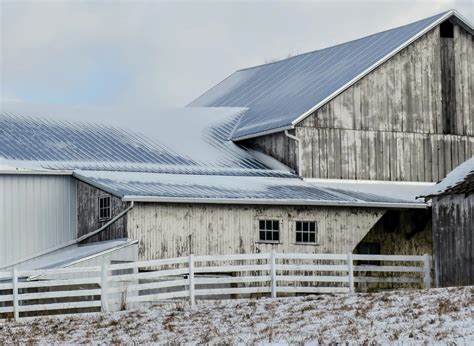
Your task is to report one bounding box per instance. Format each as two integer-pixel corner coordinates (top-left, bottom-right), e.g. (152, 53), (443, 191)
(189, 12), (452, 140)
(74, 170), (427, 208)
(306, 179), (433, 202)
(0, 109), (293, 177)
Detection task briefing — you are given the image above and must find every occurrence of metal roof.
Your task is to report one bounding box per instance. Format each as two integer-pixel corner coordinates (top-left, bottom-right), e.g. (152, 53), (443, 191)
(189, 11), (468, 140)
(0, 109), (292, 177)
(306, 179), (433, 203)
(74, 170), (427, 208)
(421, 156), (474, 197)
(1, 239), (137, 271)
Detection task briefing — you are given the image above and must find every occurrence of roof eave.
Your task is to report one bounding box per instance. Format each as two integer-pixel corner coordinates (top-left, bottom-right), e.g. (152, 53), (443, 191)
(72, 172), (125, 198)
(231, 124), (294, 142)
(122, 195), (428, 209)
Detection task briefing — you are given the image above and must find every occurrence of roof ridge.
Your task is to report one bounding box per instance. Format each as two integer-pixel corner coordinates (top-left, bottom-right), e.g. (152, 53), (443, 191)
(235, 10), (453, 73)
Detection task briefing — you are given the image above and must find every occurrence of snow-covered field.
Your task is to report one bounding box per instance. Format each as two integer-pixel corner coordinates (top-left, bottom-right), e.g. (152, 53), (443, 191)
(1, 286), (473, 344)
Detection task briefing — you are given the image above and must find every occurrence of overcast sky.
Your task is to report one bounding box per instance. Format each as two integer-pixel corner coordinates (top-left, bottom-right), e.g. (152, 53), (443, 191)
(1, 0), (473, 112)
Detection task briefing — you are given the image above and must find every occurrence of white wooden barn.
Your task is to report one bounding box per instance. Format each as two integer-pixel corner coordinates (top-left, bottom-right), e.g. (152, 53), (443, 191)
(0, 10), (472, 272)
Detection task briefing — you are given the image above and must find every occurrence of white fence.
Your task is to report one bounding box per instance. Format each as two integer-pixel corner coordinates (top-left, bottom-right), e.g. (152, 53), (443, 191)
(0, 252), (431, 320)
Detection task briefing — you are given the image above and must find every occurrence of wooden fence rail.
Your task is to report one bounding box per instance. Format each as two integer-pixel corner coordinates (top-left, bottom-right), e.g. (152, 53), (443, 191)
(0, 252), (432, 321)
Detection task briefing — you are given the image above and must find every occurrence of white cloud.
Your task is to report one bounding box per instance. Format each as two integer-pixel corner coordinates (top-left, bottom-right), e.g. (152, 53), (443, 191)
(1, 0), (472, 111)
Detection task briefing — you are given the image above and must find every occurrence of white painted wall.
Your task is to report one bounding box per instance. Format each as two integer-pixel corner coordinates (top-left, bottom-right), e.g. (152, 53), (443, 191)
(0, 174), (77, 268)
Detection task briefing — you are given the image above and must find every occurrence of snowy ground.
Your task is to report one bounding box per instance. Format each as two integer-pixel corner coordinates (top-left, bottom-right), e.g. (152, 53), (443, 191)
(1, 286), (473, 344)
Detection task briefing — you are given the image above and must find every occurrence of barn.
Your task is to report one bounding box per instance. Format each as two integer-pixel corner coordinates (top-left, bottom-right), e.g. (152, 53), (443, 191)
(1, 10), (473, 276)
(421, 157), (474, 287)
(0, 108), (425, 271)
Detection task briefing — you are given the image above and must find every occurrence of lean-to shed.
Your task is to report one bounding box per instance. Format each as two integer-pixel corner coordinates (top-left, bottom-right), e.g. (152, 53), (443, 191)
(421, 156), (474, 287)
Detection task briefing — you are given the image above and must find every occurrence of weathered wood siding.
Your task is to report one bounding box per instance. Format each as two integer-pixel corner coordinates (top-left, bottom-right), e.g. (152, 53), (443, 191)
(431, 193), (474, 287)
(241, 131), (297, 172)
(244, 23), (474, 181)
(127, 203), (385, 261)
(358, 210), (433, 256)
(77, 181), (128, 243)
(296, 128), (474, 180)
(300, 27), (444, 134)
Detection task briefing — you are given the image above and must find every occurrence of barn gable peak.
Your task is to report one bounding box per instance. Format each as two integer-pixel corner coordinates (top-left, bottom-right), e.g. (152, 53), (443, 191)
(189, 10), (473, 141)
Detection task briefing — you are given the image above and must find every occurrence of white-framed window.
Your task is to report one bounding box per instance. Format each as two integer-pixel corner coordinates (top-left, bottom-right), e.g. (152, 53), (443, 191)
(98, 196), (111, 221)
(258, 219), (280, 243)
(295, 221), (318, 244)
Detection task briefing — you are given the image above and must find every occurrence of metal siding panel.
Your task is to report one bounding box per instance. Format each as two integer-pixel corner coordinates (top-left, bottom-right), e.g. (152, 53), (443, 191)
(0, 175), (77, 268)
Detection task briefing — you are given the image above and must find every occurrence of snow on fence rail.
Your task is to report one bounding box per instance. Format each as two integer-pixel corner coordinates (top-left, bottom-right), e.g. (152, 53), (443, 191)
(0, 252), (431, 320)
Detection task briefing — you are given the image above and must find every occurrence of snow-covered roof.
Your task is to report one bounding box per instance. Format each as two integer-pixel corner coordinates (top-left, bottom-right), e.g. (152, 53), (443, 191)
(3, 239), (137, 271)
(189, 11), (472, 140)
(306, 179), (433, 203)
(0, 108), (292, 177)
(74, 170), (427, 208)
(421, 156), (474, 197)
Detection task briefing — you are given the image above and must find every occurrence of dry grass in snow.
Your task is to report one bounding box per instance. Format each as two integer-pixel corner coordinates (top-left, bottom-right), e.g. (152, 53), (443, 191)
(1, 286), (473, 344)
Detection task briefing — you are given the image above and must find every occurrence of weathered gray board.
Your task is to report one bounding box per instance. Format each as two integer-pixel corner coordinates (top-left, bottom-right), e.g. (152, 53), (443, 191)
(77, 181), (128, 243)
(244, 24), (474, 182)
(431, 193), (474, 287)
(127, 202), (386, 261)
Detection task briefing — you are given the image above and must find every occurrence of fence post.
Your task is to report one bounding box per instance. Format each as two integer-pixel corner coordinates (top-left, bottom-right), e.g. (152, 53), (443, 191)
(12, 267), (19, 321)
(423, 254), (431, 289)
(270, 250), (277, 298)
(189, 254), (195, 305)
(101, 261), (109, 312)
(347, 252), (354, 293)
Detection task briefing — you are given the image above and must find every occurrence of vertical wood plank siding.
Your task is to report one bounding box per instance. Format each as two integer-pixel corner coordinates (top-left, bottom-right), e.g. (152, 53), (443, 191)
(243, 24), (474, 182)
(0, 175), (77, 268)
(242, 131), (297, 172)
(127, 203), (385, 261)
(77, 181), (128, 243)
(296, 128), (474, 180)
(359, 211), (433, 256)
(432, 193), (474, 287)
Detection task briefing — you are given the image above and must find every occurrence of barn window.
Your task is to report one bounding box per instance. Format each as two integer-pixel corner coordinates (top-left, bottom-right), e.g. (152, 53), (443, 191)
(98, 196), (111, 221)
(295, 221), (318, 244)
(258, 219), (280, 243)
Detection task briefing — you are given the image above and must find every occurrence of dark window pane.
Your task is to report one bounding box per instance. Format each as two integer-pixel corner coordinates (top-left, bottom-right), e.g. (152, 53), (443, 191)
(266, 220), (272, 230)
(266, 231), (273, 240)
(302, 233), (309, 242)
(296, 222), (301, 231)
(310, 222), (315, 233)
(296, 232), (302, 242)
(273, 231), (279, 241)
(259, 220), (265, 230)
(273, 221), (279, 230)
(259, 231), (266, 241)
(309, 233), (316, 243)
(303, 222), (308, 232)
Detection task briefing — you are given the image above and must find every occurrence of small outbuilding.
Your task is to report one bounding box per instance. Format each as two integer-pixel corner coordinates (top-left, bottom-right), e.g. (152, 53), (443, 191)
(421, 157), (474, 287)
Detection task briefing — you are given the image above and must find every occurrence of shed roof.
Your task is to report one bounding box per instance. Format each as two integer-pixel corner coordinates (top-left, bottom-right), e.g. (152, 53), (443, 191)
(189, 10), (472, 140)
(74, 170), (427, 209)
(3, 239), (137, 272)
(421, 156), (474, 198)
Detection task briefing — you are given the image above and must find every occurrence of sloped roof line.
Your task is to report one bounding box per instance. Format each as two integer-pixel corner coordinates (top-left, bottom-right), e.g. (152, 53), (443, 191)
(191, 10), (472, 141)
(420, 156), (474, 198)
(289, 9), (470, 130)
